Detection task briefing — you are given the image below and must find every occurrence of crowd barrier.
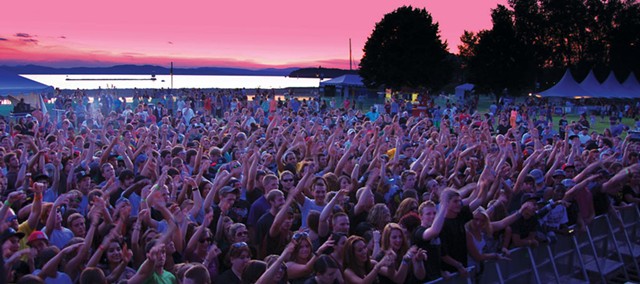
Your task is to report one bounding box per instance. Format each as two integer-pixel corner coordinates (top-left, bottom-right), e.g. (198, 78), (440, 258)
(428, 205), (640, 284)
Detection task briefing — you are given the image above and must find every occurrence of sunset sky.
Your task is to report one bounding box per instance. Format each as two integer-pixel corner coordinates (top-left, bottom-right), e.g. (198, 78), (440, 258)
(0, 0), (506, 70)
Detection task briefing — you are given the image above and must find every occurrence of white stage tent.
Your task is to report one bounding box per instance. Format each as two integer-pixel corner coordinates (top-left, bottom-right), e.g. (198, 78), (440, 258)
(538, 69), (639, 99)
(622, 72), (640, 96)
(0, 68), (52, 114)
(579, 70), (609, 98)
(601, 72), (634, 99)
(538, 69), (592, 99)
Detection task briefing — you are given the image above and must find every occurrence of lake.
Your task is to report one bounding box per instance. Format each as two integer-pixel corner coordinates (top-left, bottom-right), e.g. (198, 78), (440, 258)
(21, 74), (327, 90)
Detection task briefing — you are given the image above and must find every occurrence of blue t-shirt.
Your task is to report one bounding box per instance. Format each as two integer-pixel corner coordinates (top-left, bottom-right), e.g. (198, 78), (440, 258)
(42, 227), (74, 249)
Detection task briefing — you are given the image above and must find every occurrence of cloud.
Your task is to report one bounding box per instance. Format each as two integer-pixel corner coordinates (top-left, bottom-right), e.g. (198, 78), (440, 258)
(15, 33), (34, 38)
(167, 41), (173, 45)
(59, 36), (67, 39)
(0, 38), (8, 41)
(21, 38), (39, 44)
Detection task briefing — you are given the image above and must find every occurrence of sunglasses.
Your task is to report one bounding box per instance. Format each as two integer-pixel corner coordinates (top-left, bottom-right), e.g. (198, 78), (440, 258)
(232, 242), (248, 248)
(199, 237), (213, 243)
(282, 179), (294, 182)
(235, 231), (248, 237)
(293, 231), (309, 241)
(5, 216), (17, 222)
(232, 163), (241, 169)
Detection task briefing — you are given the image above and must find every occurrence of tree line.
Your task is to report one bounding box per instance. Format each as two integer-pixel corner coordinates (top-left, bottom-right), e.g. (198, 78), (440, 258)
(358, 1), (640, 98)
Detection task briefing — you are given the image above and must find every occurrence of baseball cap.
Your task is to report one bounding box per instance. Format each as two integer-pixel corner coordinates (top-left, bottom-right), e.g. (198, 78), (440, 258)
(552, 169), (566, 178)
(219, 186), (239, 196)
(0, 228), (25, 244)
(520, 193), (539, 205)
(27, 231), (48, 245)
(561, 179), (576, 188)
(528, 169), (545, 185)
(75, 170), (91, 180)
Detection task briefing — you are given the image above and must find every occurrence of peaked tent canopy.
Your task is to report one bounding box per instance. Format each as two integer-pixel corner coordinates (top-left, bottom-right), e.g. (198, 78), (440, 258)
(578, 70), (609, 98)
(601, 72), (634, 99)
(319, 74), (364, 87)
(622, 72), (640, 98)
(538, 69), (592, 99)
(0, 68), (52, 114)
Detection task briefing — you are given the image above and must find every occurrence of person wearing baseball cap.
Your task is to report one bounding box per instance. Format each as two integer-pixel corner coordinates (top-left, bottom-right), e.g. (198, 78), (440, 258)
(1, 228), (25, 259)
(27, 230), (49, 253)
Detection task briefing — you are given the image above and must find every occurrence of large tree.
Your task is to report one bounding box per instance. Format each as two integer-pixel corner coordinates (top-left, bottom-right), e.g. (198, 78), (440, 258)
(359, 6), (452, 92)
(463, 5), (532, 100)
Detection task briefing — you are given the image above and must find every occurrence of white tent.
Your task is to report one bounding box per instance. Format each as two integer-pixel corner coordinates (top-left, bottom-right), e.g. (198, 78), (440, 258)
(0, 68), (52, 114)
(579, 70), (609, 98)
(538, 69), (592, 98)
(601, 72), (634, 99)
(622, 72), (640, 98)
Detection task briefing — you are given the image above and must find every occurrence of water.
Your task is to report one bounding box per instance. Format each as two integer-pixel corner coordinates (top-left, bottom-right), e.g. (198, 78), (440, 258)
(21, 74), (327, 90)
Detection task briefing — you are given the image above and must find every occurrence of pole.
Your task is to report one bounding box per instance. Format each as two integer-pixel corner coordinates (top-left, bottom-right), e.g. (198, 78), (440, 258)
(170, 62), (174, 90)
(349, 38), (353, 71)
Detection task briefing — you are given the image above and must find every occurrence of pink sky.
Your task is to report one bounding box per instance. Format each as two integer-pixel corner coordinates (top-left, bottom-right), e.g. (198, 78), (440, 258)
(0, 0), (506, 69)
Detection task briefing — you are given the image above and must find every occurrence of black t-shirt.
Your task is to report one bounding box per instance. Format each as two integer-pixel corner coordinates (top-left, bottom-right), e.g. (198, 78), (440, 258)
(109, 187), (125, 207)
(440, 206), (473, 272)
(497, 124), (510, 135)
(214, 269), (241, 284)
(413, 225), (442, 282)
(255, 211), (275, 246)
(348, 208), (368, 236)
(511, 216), (538, 239)
(590, 184), (610, 216)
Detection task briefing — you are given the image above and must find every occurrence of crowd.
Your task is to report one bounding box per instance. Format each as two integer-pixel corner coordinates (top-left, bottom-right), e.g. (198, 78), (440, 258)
(1, 88), (639, 284)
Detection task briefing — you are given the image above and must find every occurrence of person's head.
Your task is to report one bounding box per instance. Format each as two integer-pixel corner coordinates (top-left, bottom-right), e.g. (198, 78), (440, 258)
(262, 174), (279, 193)
(100, 163), (115, 180)
(229, 223), (249, 243)
(1, 228), (24, 258)
(227, 242), (252, 270)
(381, 223), (408, 253)
(331, 212), (350, 234)
(292, 231), (313, 262)
(183, 264), (211, 284)
(313, 255), (340, 284)
(279, 171), (296, 190)
(343, 236), (370, 270)
(552, 184), (567, 201)
(27, 231), (49, 253)
(145, 240), (166, 268)
(104, 239), (125, 265)
(401, 170), (417, 189)
(67, 213), (86, 237)
(394, 198), (418, 221)
(418, 200), (437, 226)
(197, 228), (213, 250)
(241, 260), (268, 284)
(311, 176), (328, 203)
(80, 267), (107, 284)
(469, 206), (491, 235)
(266, 189), (285, 212)
(217, 186), (238, 208)
(367, 204), (391, 230)
(441, 188), (461, 216)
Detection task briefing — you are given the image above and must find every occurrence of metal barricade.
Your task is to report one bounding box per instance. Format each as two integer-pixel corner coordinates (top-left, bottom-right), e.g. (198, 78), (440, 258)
(425, 266), (475, 284)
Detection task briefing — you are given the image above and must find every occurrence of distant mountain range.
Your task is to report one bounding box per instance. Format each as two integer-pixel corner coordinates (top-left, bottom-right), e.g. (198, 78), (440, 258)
(0, 64), (360, 79)
(0, 64), (300, 76)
